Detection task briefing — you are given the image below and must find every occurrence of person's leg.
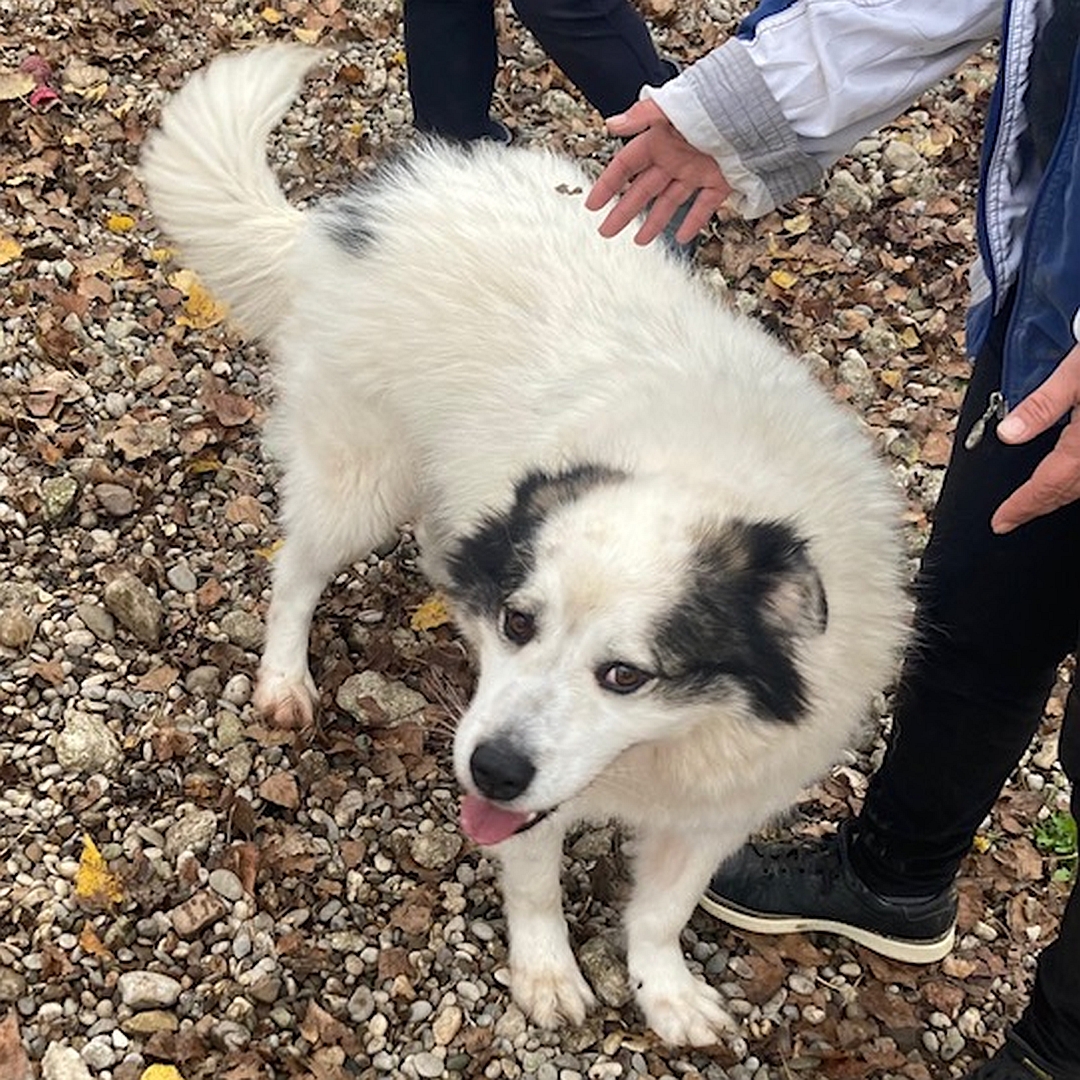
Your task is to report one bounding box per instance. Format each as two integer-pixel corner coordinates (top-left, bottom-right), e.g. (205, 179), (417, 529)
(511, 0), (677, 117)
(702, 303), (1080, 973)
(1011, 688), (1080, 1064)
(850, 318), (1080, 898)
(404, 0), (508, 141)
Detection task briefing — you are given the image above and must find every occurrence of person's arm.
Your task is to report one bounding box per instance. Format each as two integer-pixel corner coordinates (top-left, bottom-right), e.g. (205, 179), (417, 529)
(587, 0), (1002, 240)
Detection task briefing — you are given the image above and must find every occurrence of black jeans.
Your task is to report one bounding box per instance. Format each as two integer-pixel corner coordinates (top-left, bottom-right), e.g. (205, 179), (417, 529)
(851, 305), (1080, 1061)
(403, 0), (677, 140)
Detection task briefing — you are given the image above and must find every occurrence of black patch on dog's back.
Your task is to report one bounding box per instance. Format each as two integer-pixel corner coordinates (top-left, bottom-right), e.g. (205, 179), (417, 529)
(447, 464), (626, 617)
(320, 149), (426, 255)
(322, 139), (479, 257)
(654, 520), (827, 722)
(324, 206), (376, 254)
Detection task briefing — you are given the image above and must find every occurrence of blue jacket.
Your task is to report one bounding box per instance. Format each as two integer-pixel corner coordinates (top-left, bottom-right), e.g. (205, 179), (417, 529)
(968, 0), (1080, 405)
(646, 0), (1080, 407)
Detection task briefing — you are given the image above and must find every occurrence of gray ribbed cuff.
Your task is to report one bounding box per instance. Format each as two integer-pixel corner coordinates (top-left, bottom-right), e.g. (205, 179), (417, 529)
(682, 41), (824, 210)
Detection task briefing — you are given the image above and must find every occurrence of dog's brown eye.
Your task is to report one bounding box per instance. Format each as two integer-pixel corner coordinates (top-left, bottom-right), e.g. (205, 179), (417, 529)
(503, 608), (536, 645)
(597, 663), (653, 695)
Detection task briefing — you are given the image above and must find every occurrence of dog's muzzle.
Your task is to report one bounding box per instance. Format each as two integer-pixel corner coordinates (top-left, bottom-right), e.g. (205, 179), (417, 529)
(459, 739), (552, 846)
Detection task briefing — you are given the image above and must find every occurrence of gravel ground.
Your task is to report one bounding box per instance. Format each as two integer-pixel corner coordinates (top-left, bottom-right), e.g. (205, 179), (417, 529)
(0, 2), (1075, 1078)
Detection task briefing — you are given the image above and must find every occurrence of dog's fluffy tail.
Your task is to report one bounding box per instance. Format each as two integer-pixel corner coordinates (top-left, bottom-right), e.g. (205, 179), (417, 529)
(141, 46), (321, 339)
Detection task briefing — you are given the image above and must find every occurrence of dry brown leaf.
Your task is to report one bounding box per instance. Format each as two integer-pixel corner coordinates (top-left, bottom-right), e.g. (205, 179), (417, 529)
(225, 494), (266, 526)
(941, 954), (980, 979)
(390, 884), (437, 935)
(997, 837), (1047, 882)
(0, 1012), (31, 1080)
(201, 375), (256, 428)
(106, 414), (172, 462)
(150, 725), (197, 762)
(377, 946), (413, 981)
(259, 771), (300, 809)
(218, 842), (259, 894)
(921, 979), (965, 1017)
(135, 665), (180, 693)
(859, 984), (920, 1029)
(78, 921), (112, 958)
(920, 430), (952, 466)
(63, 59), (108, 92)
(195, 578), (228, 610)
(299, 1001), (349, 1047)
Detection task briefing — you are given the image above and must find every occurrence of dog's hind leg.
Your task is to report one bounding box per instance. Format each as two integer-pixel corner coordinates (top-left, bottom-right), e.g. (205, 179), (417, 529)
(254, 439), (416, 728)
(495, 818), (596, 1029)
(624, 826), (739, 1046)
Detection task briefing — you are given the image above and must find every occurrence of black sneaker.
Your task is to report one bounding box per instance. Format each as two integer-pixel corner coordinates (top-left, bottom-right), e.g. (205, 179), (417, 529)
(964, 1032), (1079, 1080)
(700, 823), (957, 963)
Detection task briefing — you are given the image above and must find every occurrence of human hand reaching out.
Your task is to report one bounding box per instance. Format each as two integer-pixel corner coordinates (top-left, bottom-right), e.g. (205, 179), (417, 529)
(992, 343), (1080, 534)
(584, 99), (733, 245)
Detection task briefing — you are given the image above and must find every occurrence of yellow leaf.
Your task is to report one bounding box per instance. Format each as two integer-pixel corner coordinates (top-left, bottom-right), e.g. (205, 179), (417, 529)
(0, 233), (22, 266)
(79, 83), (110, 104)
(410, 594), (452, 631)
(916, 127), (954, 158)
(185, 453), (224, 476)
(388, 49), (406, 66)
(899, 326), (921, 349)
(878, 369), (903, 390)
(102, 256), (137, 280)
(168, 268), (228, 329)
(972, 833), (992, 854)
(769, 269), (799, 290)
(260, 6), (283, 21)
(782, 212), (812, 235)
(75, 835), (125, 907)
(294, 27), (321, 44)
(141, 1066), (186, 1080)
(106, 213), (136, 234)
(255, 538), (285, 561)
(150, 246), (177, 264)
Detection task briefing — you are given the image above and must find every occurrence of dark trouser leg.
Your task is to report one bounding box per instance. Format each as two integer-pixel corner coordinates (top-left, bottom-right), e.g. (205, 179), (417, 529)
(511, 0), (677, 116)
(1013, 694), (1080, 1063)
(849, 308), (1080, 1061)
(404, 0), (503, 140)
(851, 311), (1080, 897)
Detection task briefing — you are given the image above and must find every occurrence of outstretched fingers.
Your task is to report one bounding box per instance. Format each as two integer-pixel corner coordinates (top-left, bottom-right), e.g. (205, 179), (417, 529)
(586, 100), (732, 245)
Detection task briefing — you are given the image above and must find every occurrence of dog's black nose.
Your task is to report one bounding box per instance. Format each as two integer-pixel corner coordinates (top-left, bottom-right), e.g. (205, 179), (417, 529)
(470, 739), (536, 802)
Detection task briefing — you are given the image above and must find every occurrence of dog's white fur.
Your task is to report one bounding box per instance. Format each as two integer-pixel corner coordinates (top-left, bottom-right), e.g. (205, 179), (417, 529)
(142, 46), (907, 1046)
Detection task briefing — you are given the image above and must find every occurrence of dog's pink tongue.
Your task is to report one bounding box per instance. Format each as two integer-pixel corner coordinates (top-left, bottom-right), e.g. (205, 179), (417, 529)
(460, 794), (531, 846)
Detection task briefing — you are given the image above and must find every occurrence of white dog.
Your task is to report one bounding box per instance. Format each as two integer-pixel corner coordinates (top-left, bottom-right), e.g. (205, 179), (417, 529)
(142, 46), (907, 1046)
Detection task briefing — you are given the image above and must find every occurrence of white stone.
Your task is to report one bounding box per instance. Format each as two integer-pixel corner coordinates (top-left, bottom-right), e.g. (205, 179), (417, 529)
(117, 970), (183, 1009)
(41, 1045), (92, 1080)
(54, 712), (122, 776)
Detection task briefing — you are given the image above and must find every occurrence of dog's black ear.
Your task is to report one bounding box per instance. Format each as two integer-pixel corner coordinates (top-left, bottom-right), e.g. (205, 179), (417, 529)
(745, 523), (828, 640)
(446, 463), (625, 617)
(656, 519), (827, 722)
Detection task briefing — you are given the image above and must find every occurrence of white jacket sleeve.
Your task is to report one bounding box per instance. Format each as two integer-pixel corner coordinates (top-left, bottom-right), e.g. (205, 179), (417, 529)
(646, 0), (1003, 217)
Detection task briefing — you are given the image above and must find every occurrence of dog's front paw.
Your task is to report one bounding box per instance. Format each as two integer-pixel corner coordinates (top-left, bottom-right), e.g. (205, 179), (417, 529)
(637, 971), (736, 1047)
(253, 667), (318, 730)
(511, 960), (596, 1029)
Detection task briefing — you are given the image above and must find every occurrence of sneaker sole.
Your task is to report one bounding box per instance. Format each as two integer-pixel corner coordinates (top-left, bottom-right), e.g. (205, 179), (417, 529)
(698, 893), (956, 965)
